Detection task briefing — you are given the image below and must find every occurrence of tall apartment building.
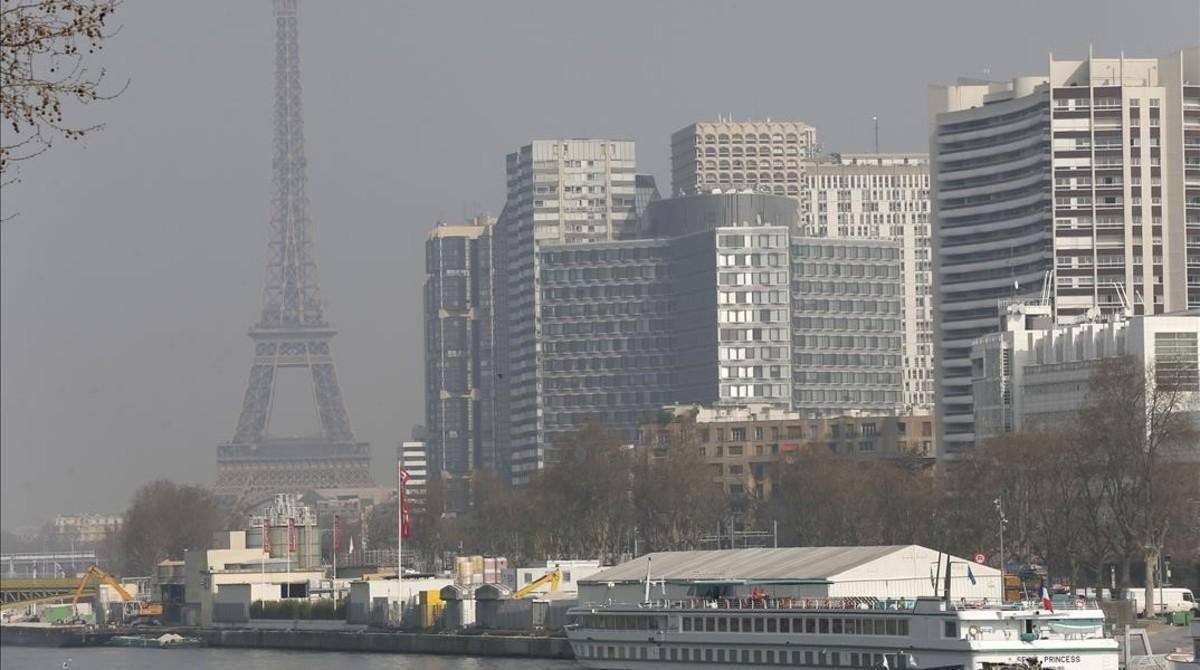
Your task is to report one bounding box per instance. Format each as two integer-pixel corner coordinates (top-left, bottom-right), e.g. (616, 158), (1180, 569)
(539, 239), (675, 445)
(800, 153), (934, 411)
(423, 216), (496, 512)
(646, 193), (798, 408)
(496, 140), (640, 484)
(790, 237), (905, 417)
(929, 48), (1200, 457)
(670, 120), (817, 197)
(537, 192), (797, 448)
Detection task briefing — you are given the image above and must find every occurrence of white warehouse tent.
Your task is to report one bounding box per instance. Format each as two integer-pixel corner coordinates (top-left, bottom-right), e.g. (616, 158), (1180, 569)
(578, 545), (1001, 605)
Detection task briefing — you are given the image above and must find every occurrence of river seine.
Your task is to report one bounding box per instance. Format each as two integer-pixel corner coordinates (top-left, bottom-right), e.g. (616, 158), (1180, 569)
(0, 647), (579, 669)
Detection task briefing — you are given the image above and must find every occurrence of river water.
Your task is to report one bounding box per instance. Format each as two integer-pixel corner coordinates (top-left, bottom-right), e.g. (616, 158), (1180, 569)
(0, 647), (579, 670)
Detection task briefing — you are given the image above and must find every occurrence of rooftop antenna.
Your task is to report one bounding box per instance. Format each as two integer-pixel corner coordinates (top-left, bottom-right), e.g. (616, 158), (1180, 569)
(873, 116), (879, 153)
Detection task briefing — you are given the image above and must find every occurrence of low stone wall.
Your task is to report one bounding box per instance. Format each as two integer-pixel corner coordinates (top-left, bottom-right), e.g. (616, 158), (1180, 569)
(191, 628), (574, 659)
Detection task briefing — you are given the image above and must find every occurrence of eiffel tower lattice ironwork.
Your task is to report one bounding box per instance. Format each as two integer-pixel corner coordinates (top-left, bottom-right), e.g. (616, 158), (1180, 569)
(216, 0), (371, 497)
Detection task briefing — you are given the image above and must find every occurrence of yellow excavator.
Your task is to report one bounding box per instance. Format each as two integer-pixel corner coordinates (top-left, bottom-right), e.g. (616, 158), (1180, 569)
(72, 565), (162, 625)
(513, 567), (561, 599)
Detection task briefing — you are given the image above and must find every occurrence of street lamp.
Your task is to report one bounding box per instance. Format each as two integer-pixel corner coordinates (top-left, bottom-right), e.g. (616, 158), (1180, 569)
(993, 497), (1007, 583)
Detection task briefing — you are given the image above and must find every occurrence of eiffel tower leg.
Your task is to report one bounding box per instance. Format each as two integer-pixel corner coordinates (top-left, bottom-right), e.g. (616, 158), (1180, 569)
(311, 362), (352, 442)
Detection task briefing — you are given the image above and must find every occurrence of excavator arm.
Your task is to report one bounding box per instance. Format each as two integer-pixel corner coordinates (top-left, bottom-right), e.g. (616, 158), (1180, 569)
(513, 568), (561, 599)
(71, 566), (134, 605)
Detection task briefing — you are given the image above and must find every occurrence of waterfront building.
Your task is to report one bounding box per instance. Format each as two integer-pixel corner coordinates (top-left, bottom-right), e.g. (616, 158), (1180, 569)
(424, 216), (497, 511)
(800, 154), (934, 412)
(643, 403), (936, 501)
(972, 306), (1199, 459)
(670, 120), (817, 197)
(929, 48), (1200, 458)
(577, 545), (1000, 605)
(52, 513), (122, 545)
(496, 139), (640, 484)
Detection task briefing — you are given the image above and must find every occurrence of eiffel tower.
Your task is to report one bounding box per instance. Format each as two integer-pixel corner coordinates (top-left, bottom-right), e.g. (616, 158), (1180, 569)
(215, 0), (371, 497)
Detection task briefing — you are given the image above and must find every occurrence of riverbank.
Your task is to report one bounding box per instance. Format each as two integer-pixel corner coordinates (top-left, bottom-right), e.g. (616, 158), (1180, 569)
(0, 623), (574, 659)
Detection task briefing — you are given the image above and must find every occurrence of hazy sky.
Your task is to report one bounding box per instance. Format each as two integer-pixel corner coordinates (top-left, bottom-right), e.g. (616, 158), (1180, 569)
(2, 0), (1196, 528)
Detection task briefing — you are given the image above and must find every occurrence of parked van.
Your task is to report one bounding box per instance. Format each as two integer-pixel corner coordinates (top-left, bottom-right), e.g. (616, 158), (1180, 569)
(1121, 587), (1196, 616)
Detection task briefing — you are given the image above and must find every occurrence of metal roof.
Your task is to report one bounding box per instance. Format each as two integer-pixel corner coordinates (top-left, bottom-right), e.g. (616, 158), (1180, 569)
(581, 545), (921, 585)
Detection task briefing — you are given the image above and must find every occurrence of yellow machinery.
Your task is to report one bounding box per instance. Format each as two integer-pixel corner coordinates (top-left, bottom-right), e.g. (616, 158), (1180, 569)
(72, 565), (163, 623)
(513, 568), (561, 599)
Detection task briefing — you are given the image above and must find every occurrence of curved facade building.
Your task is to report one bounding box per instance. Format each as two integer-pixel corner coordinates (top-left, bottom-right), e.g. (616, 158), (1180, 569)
(931, 49), (1200, 458)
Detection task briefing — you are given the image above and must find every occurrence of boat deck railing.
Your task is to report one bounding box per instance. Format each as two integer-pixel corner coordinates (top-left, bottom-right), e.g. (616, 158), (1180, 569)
(579, 597), (1101, 613)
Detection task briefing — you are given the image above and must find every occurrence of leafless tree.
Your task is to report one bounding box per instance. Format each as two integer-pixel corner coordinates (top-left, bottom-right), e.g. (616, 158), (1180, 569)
(633, 415), (727, 552)
(1, 0), (124, 188)
(1076, 356), (1199, 612)
(117, 480), (226, 575)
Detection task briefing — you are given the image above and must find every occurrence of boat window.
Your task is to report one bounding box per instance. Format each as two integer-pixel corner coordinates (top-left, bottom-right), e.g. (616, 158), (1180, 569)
(682, 617), (692, 631)
(767, 617), (777, 633)
(767, 650), (777, 663)
(717, 617), (727, 632)
(743, 649), (752, 663)
(742, 618), (753, 633)
(717, 649), (727, 662)
(832, 652), (841, 666)
(898, 619), (910, 636)
(819, 618), (830, 634)
(639, 647), (648, 660)
(851, 653), (861, 666)
(754, 650), (763, 663)
(780, 617), (790, 633)
(681, 648), (690, 661)
(705, 649), (714, 662)
(863, 619), (875, 635)
(944, 620), (959, 638)
(706, 617), (716, 632)
(806, 617), (817, 633)
(886, 619), (898, 636)
(669, 648), (677, 660)
(832, 618), (843, 634)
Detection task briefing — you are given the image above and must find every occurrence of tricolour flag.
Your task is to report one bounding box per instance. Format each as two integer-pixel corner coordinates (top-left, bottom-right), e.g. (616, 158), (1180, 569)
(1039, 578), (1054, 612)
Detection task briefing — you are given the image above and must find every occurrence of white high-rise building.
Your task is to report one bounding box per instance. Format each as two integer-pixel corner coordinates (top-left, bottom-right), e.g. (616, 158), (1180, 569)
(800, 153), (934, 411)
(929, 48), (1200, 458)
(671, 120), (817, 197)
(496, 139), (640, 484)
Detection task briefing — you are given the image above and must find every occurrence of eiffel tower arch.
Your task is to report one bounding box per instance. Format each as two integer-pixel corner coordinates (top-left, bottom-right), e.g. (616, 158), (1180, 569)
(215, 0), (372, 497)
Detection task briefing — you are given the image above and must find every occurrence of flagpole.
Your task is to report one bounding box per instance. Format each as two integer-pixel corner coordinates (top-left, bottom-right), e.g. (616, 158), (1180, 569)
(397, 459), (403, 623)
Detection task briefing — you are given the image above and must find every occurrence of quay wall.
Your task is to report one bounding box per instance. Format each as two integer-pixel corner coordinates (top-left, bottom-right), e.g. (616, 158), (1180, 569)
(0, 625), (116, 648)
(191, 628), (575, 658)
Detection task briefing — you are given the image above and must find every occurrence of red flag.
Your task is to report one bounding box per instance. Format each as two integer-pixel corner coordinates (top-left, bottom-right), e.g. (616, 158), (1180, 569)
(333, 514), (342, 554)
(263, 519), (272, 554)
(399, 467), (412, 539)
(288, 517), (298, 553)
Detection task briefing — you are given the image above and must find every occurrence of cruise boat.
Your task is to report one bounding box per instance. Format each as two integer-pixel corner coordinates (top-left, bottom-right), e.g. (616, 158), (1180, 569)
(566, 593), (1119, 670)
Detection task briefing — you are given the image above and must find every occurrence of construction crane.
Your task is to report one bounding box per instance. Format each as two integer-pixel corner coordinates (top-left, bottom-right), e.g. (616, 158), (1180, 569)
(513, 568), (561, 599)
(72, 565), (162, 624)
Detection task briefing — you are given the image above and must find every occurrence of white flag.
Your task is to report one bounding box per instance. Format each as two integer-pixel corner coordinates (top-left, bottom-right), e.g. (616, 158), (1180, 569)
(349, 536), (355, 555)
